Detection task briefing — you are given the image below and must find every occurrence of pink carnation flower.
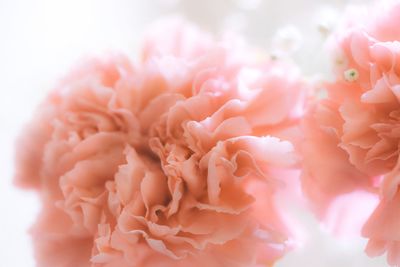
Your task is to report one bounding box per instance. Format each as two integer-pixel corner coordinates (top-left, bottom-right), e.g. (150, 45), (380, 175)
(15, 20), (305, 267)
(301, 2), (400, 265)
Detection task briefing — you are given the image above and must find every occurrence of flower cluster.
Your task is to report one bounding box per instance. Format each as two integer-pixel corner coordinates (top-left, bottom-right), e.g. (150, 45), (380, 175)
(301, 2), (400, 266)
(19, 3), (400, 266)
(15, 20), (305, 267)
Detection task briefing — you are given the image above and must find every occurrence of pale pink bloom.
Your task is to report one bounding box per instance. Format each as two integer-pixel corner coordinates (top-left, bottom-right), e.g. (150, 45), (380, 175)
(301, 2), (400, 265)
(15, 20), (305, 267)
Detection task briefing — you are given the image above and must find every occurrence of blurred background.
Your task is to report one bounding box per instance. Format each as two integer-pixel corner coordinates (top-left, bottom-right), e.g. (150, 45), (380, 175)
(0, 0), (389, 266)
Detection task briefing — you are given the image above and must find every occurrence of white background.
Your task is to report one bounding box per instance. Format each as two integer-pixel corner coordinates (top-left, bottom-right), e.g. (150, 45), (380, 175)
(0, 0), (389, 266)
